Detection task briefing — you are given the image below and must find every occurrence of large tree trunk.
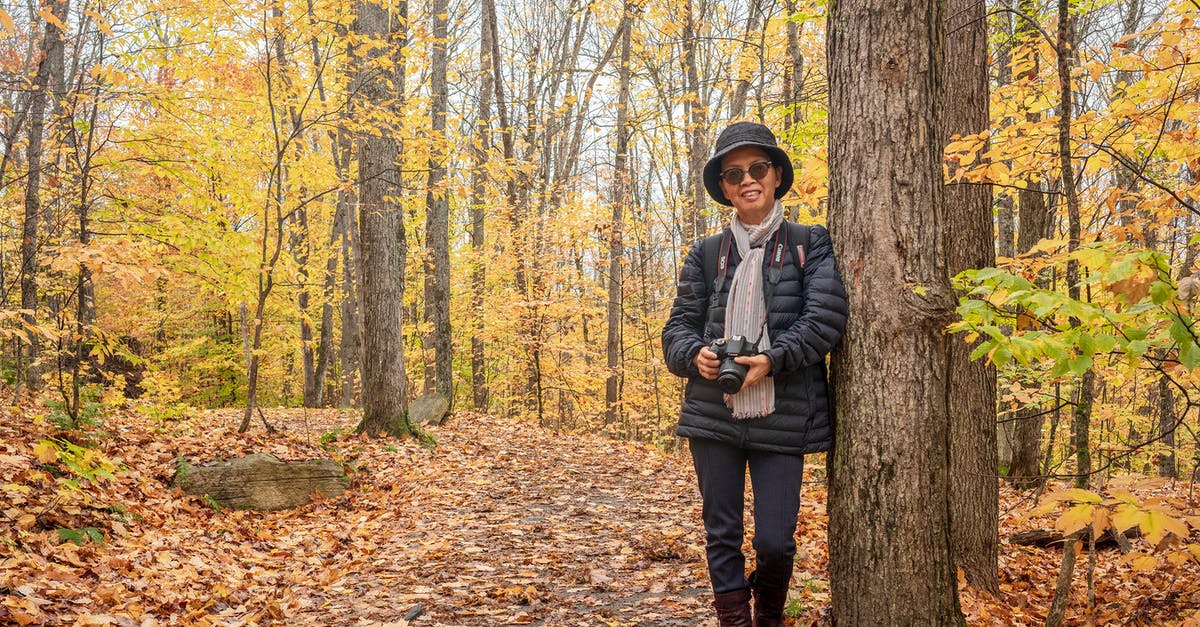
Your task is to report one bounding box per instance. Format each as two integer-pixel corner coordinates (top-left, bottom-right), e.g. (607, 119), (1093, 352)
(827, 0), (962, 622)
(354, 0), (411, 437)
(423, 0), (452, 400)
(604, 3), (633, 426)
(20, 0), (70, 389)
(941, 0), (999, 594)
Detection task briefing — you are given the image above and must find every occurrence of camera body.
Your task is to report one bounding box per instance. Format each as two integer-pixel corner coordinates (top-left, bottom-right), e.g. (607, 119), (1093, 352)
(708, 335), (759, 394)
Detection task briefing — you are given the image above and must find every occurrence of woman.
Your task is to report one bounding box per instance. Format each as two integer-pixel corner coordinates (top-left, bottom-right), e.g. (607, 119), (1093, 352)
(662, 122), (847, 626)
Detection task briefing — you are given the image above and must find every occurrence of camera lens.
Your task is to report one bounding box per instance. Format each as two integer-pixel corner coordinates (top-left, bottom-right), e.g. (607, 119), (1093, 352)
(716, 359), (747, 394)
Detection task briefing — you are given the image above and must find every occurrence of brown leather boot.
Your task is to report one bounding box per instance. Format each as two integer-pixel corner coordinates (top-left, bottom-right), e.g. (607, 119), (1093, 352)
(750, 572), (789, 626)
(713, 588), (753, 627)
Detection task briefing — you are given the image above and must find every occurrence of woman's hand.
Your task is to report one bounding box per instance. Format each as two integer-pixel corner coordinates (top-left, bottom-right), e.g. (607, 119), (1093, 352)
(734, 354), (772, 391)
(694, 346), (720, 380)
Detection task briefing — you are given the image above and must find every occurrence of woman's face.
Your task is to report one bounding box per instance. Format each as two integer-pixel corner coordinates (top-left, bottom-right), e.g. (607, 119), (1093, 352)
(718, 146), (781, 225)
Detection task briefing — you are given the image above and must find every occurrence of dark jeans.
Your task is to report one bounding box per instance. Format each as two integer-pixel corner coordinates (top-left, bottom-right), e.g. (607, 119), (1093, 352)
(689, 436), (805, 594)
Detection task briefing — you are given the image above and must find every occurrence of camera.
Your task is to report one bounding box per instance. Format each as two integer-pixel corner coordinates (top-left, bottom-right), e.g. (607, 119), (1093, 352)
(709, 335), (759, 394)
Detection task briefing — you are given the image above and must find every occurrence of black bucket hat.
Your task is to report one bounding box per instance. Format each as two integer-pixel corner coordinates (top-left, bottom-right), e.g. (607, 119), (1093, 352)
(703, 122), (794, 207)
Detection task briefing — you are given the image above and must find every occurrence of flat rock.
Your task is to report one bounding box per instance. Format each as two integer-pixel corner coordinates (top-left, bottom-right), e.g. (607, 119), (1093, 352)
(175, 453), (348, 511)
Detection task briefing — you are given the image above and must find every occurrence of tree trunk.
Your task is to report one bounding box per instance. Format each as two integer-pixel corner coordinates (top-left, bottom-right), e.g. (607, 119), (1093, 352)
(782, 0), (806, 131)
(941, 0), (999, 595)
(992, 0), (1018, 472)
(827, 0), (962, 622)
(314, 127), (354, 407)
(240, 3), (301, 432)
(682, 0), (708, 242)
(1157, 372), (1176, 477)
(340, 207), (361, 408)
(423, 0), (452, 401)
(728, 0), (763, 120)
(1008, 0), (1054, 488)
(470, 0), (496, 412)
(605, 3), (633, 426)
(1055, 0), (1092, 489)
(353, 0), (412, 438)
(20, 0), (70, 389)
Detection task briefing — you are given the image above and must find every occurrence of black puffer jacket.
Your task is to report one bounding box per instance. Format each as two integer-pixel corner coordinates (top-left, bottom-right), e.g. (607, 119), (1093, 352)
(662, 224), (847, 455)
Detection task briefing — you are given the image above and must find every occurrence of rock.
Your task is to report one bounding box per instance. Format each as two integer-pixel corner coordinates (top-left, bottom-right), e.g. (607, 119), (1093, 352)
(410, 393), (450, 425)
(175, 453), (348, 511)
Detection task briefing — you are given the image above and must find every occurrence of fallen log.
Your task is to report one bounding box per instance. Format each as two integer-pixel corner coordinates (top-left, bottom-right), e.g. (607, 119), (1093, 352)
(175, 453), (348, 511)
(1008, 527), (1136, 552)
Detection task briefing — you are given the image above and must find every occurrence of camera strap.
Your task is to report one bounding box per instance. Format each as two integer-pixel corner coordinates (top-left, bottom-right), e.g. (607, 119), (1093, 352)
(703, 226), (788, 343)
(703, 231), (733, 341)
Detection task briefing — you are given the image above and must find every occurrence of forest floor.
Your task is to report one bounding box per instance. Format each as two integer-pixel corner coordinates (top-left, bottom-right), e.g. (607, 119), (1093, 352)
(3, 402), (1200, 626)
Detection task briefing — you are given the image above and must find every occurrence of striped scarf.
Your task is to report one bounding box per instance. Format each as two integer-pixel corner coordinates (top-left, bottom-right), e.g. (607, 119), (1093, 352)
(724, 201), (784, 419)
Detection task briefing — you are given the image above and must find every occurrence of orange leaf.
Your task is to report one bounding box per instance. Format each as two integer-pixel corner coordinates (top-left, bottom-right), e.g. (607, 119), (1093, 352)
(32, 441), (58, 465)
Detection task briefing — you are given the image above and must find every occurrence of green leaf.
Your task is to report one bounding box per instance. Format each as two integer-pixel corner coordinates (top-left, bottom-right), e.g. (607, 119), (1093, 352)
(990, 345), (1014, 367)
(1094, 334), (1118, 354)
(1067, 354), (1093, 375)
(1078, 333), (1097, 357)
(1041, 337), (1068, 363)
(1180, 341), (1200, 371)
(1150, 281), (1173, 304)
(1168, 319), (1196, 348)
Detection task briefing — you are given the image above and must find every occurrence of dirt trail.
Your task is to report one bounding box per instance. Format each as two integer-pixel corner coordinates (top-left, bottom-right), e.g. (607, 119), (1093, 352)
(5, 408), (750, 626)
(294, 413), (719, 625)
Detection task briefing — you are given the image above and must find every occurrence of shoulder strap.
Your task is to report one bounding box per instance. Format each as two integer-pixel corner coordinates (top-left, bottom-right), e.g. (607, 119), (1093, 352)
(700, 230), (726, 292)
(788, 221), (811, 273)
(700, 229), (731, 341)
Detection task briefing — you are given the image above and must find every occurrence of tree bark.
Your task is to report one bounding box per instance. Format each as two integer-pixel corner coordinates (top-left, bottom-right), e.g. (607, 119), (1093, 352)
(682, 0), (708, 242)
(993, 1), (1017, 472)
(20, 0), (70, 389)
(941, 0), (999, 595)
(353, 0), (412, 438)
(1055, 0), (1092, 489)
(782, 0), (806, 132)
(1157, 372), (1176, 477)
(728, 0), (764, 120)
(1008, 0), (1054, 488)
(605, 1), (634, 426)
(314, 126), (354, 407)
(827, 0), (962, 622)
(470, 0), (497, 412)
(423, 0), (453, 400)
(340, 200), (362, 408)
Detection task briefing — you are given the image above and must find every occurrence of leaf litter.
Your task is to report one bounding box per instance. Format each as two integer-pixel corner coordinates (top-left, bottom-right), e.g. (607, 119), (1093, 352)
(1, 405), (1198, 625)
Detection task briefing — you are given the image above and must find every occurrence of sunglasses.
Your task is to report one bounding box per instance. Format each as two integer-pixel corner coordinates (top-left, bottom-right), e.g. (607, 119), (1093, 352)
(720, 161), (775, 185)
